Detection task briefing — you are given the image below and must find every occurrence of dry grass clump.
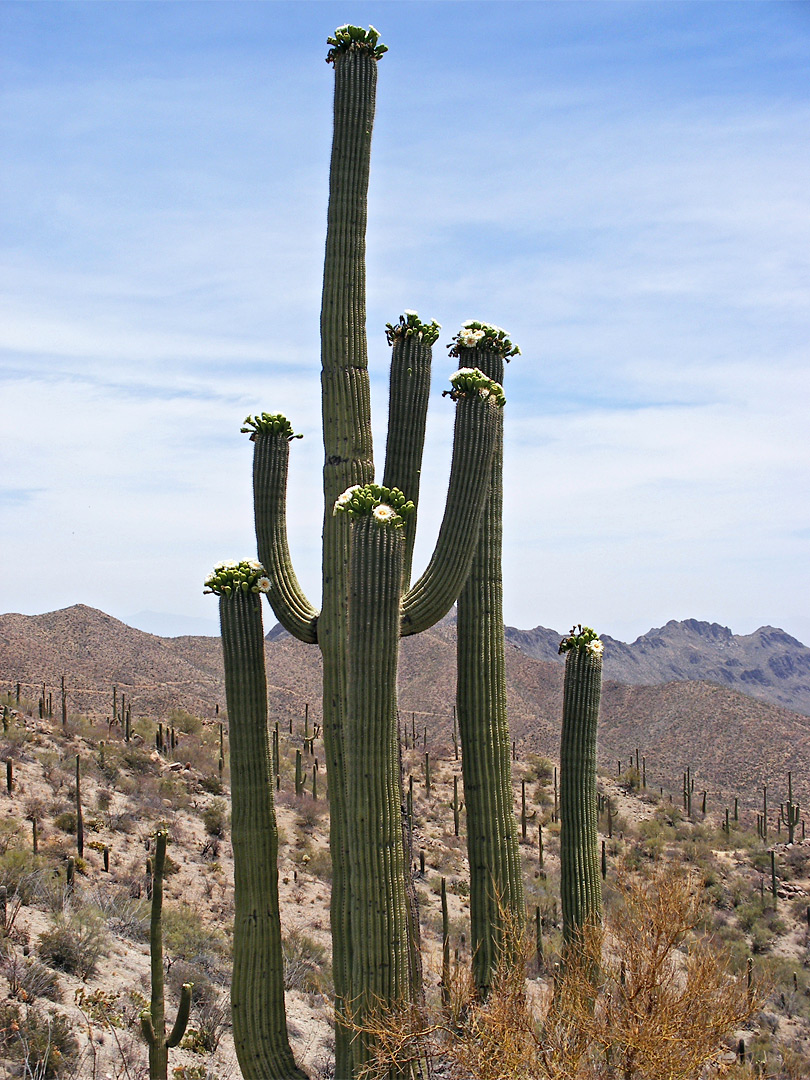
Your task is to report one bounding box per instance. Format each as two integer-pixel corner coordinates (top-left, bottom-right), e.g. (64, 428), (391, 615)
(354, 861), (760, 1080)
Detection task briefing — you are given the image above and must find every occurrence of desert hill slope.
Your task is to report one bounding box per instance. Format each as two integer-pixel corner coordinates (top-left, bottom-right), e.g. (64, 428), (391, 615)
(506, 618), (810, 717)
(1, 605), (808, 812)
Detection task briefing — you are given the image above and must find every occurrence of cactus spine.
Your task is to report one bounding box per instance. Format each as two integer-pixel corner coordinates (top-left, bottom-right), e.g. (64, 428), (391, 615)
(559, 625), (604, 949)
(140, 830), (192, 1080)
(241, 26), (506, 1076)
(453, 326), (524, 995)
(205, 563), (305, 1079)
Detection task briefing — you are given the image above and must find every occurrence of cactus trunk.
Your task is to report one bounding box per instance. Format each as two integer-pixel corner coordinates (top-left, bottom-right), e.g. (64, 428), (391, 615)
(219, 587), (305, 1080)
(345, 514), (412, 1074)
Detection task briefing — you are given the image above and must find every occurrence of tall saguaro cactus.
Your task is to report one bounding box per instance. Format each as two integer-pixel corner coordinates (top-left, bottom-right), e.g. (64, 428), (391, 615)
(558, 625), (604, 948)
(140, 830), (192, 1080)
(452, 323), (525, 996)
(204, 560), (305, 1080)
(236, 25), (511, 1077)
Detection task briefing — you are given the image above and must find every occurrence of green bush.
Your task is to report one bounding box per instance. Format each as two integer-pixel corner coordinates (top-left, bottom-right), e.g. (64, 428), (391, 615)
(201, 799), (229, 838)
(283, 929), (332, 995)
(38, 912), (108, 978)
(52, 810), (77, 835)
(163, 903), (228, 974)
(168, 708), (204, 736)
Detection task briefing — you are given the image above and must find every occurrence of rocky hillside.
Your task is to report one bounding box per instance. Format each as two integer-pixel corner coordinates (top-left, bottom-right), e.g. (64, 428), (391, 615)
(1, 606), (809, 815)
(505, 618), (810, 717)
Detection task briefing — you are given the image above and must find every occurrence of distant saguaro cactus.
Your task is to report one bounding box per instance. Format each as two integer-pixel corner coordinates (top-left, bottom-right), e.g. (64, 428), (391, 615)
(140, 830), (192, 1080)
(559, 625), (604, 948)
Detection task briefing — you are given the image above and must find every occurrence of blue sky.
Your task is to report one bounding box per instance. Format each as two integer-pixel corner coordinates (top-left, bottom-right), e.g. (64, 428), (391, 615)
(1, 0), (809, 644)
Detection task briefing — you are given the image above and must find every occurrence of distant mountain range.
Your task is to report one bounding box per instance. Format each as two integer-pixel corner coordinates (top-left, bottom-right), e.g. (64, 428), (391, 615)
(505, 619), (810, 718)
(1, 605), (808, 812)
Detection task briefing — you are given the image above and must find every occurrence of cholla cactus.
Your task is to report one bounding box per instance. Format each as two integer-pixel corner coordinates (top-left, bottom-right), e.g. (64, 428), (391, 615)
(559, 624), (604, 947)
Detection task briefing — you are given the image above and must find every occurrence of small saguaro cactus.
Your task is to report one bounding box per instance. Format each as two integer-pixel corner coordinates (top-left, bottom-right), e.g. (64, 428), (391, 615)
(75, 754), (84, 859)
(780, 771), (800, 844)
(558, 625), (604, 949)
(140, 830), (192, 1080)
(204, 560), (305, 1079)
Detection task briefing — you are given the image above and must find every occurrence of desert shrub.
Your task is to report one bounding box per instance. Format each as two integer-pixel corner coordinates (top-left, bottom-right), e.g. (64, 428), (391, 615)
(38, 911), (108, 978)
(1, 947), (62, 1002)
(306, 846), (333, 882)
(168, 708), (204, 736)
(199, 773), (224, 795)
(158, 775), (191, 810)
(0, 849), (52, 904)
(0, 1001), (79, 1078)
(52, 809), (77, 835)
(201, 798), (229, 838)
(524, 754), (554, 783)
(86, 883), (150, 942)
(163, 903), (229, 974)
(122, 744), (158, 775)
(283, 928), (332, 995)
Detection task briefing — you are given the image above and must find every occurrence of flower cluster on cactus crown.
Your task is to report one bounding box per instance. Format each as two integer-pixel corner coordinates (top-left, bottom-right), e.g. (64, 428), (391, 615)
(444, 367), (506, 408)
(385, 311), (441, 348)
(240, 413), (302, 441)
(558, 624), (604, 657)
(326, 24), (387, 63)
(204, 559), (272, 597)
(332, 483), (414, 528)
(447, 320), (520, 360)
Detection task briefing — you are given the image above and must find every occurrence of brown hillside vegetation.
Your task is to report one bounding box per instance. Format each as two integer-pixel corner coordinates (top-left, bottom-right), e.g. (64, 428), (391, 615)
(2, 605), (808, 814)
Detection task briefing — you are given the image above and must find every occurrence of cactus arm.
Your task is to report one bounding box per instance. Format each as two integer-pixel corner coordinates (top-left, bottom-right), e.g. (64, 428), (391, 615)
(453, 333), (524, 997)
(246, 415), (319, 643)
(382, 313), (439, 590)
(400, 374), (504, 637)
(559, 627), (604, 948)
(166, 983), (193, 1048)
(319, 34), (382, 1074)
(213, 566), (306, 1079)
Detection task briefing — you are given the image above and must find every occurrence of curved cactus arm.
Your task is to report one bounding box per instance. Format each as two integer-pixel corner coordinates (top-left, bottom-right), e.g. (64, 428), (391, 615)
(139, 1010), (157, 1047)
(400, 370), (505, 637)
(245, 413), (319, 643)
(166, 983), (193, 1048)
(209, 561), (307, 1080)
(559, 626), (604, 948)
(335, 489), (415, 1073)
(382, 312), (440, 590)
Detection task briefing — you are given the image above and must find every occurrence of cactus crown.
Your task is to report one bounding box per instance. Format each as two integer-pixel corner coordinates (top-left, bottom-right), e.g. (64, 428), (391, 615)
(558, 624), (604, 657)
(332, 483), (414, 528)
(385, 311), (441, 348)
(326, 24), (387, 63)
(444, 367), (506, 408)
(448, 321), (521, 360)
(240, 413), (302, 441)
(204, 559), (271, 597)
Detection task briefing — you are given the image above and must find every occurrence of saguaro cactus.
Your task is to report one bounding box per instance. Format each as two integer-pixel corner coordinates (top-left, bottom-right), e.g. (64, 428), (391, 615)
(452, 323), (525, 996)
(780, 771), (800, 845)
(204, 560), (305, 1080)
(241, 24), (507, 1074)
(558, 625), (604, 948)
(140, 830), (192, 1080)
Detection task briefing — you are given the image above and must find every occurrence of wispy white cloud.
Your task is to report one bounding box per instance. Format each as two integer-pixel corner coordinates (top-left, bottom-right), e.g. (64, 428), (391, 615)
(1, 1), (808, 645)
